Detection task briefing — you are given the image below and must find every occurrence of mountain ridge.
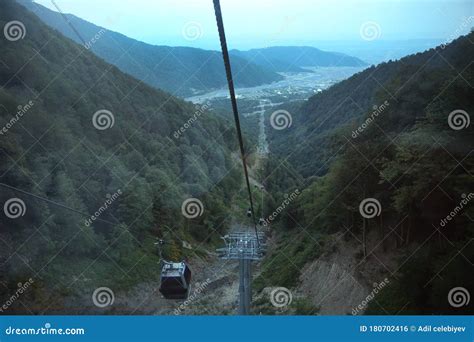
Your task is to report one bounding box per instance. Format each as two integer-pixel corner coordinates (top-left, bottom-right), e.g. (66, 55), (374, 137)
(231, 46), (368, 73)
(267, 32), (474, 177)
(20, 0), (283, 97)
(22, 1), (368, 96)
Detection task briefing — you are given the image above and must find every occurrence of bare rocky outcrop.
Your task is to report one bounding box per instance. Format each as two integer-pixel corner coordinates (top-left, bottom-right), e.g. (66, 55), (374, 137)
(296, 231), (397, 315)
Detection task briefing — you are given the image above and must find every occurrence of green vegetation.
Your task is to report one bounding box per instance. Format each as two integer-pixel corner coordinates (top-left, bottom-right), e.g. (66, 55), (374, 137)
(21, 1), (283, 97)
(254, 232), (322, 291)
(0, 0), (249, 313)
(1, 0), (472, 316)
(264, 33), (474, 314)
(366, 244), (474, 314)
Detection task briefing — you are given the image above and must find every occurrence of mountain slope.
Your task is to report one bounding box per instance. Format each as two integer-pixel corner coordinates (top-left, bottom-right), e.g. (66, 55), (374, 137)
(259, 33), (473, 314)
(232, 46), (368, 73)
(21, 0), (283, 97)
(0, 0), (245, 313)
(268, 33), (474, 177)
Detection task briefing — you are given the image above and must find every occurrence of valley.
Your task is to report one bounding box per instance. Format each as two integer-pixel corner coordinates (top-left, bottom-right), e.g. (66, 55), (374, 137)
(0, 0), (472, 318)
(186, 66), (366, 107)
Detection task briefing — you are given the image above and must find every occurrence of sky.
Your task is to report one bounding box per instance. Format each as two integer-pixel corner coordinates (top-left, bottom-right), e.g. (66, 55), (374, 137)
(33, 0), (474, 50)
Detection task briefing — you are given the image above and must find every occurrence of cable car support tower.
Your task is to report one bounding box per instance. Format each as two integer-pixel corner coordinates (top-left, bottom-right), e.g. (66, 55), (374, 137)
(217, 232), (266, 315)
(212, 0), (268, 314)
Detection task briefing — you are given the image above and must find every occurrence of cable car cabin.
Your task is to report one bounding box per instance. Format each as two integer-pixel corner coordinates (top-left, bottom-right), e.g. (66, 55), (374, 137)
(159, 261), (192, 299)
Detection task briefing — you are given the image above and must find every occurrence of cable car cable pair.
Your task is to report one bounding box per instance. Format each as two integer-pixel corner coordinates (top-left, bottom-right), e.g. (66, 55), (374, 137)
(212, 0), (261, 248)
(0, 182), (117, 226)
(160, 0), (264, 300)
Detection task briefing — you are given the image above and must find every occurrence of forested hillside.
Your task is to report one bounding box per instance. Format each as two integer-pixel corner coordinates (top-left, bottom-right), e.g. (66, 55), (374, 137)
(21, 1), (283, 97)
(269, 34), (474, 177)
(260, 33), (473, 314)
(0, 0), (245, 313)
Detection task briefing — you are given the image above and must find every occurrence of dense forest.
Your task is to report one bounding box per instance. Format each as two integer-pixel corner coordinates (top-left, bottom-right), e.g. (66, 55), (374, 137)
(1, 0), (472, 316)
(0, 0), (250, 313)
(258, 32), (473, 314)
(268, 33), (473, 178)
(20, 0), (283, 97)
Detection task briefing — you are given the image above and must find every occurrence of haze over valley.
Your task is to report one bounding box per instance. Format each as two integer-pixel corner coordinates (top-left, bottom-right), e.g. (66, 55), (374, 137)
(0, 0), (472, 316)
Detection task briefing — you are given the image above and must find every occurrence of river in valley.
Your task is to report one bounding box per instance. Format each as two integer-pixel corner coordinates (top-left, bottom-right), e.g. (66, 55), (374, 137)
(186, 66), (366, 105)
